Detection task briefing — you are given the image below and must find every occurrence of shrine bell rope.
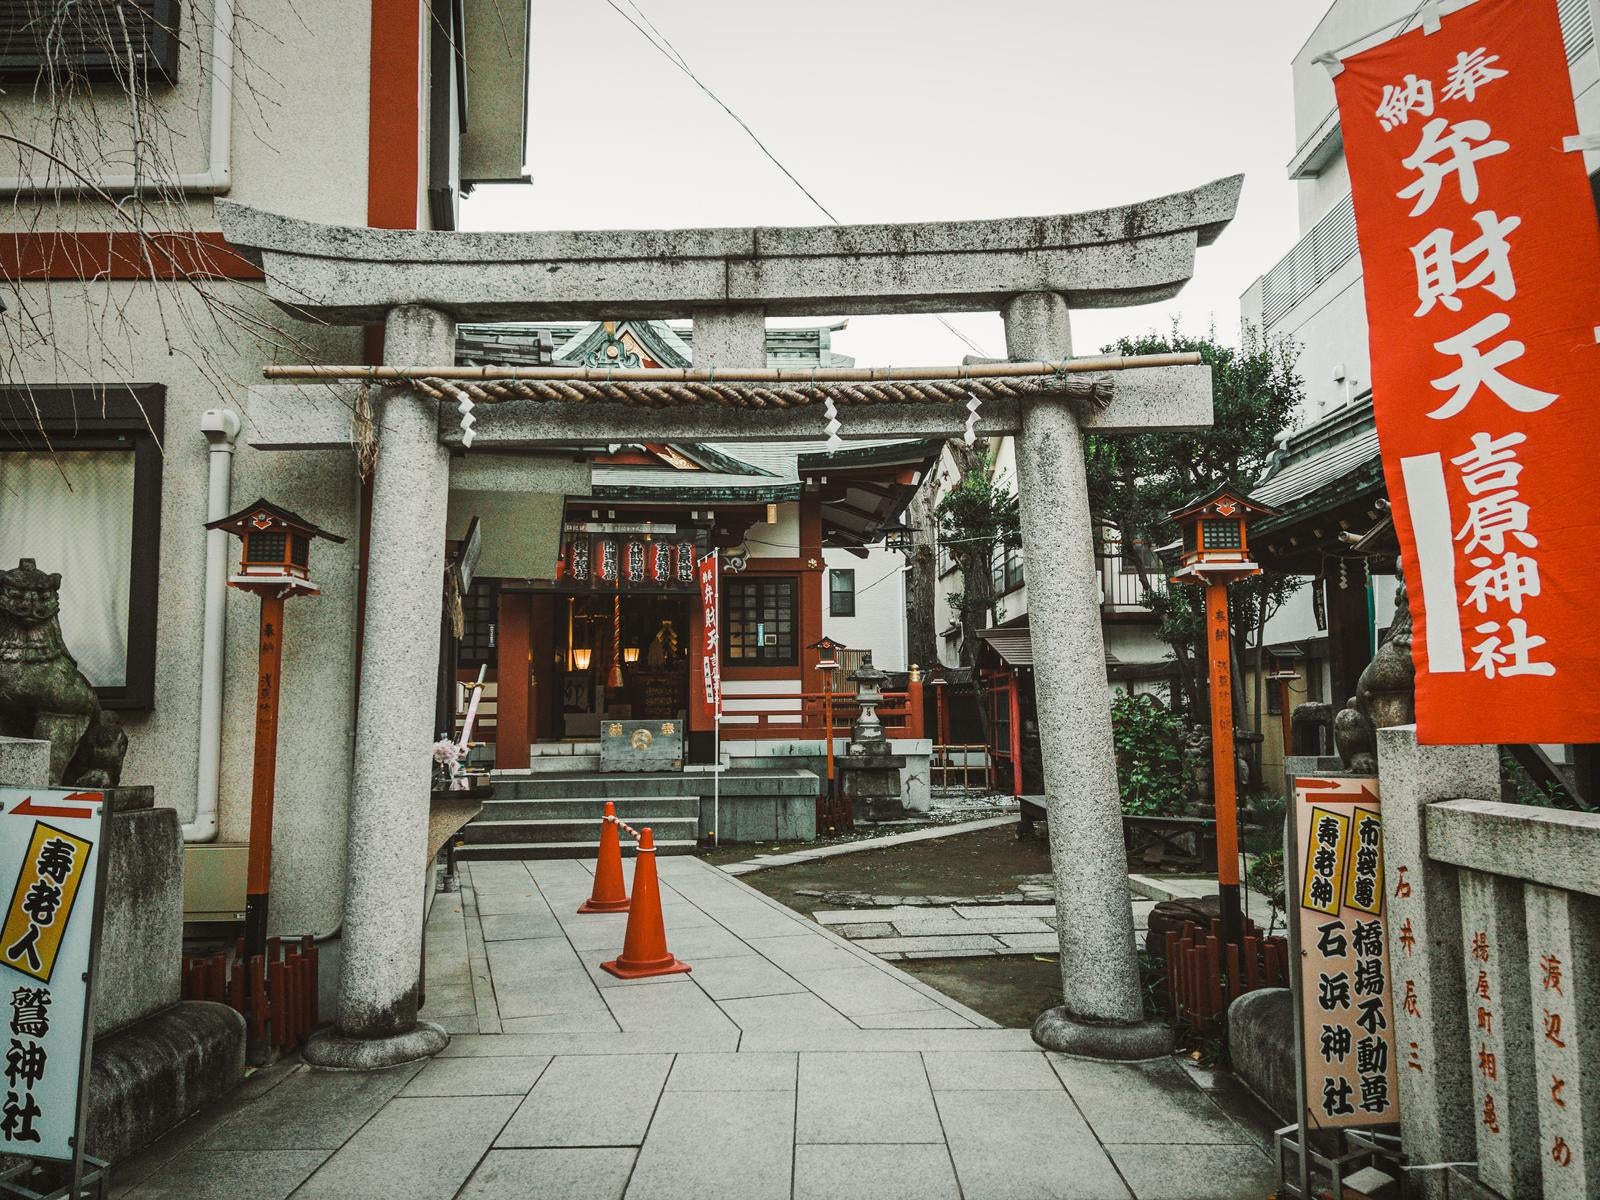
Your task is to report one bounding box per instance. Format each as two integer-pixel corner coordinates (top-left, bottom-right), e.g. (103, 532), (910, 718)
(262, 352), (1199, 413)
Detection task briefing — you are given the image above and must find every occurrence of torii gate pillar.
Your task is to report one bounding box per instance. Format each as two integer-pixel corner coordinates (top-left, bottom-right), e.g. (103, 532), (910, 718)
(304, 303), (455, 1070)
(1007, 292), (1173, 1060)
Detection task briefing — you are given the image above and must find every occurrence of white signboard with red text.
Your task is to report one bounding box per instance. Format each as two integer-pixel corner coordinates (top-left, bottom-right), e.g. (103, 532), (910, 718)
(1332, 0), (1600, 743)
(0, 787), (108, 1163)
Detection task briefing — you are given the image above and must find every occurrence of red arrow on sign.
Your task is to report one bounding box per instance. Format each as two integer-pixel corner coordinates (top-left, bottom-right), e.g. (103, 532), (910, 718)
(9, 792), (103, 820)
(1294, 777), (1379, 804)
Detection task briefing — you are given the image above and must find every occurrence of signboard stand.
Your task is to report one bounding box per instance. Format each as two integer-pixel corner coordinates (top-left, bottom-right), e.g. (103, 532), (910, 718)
(0, 787), (114, 1199)
(1276, 775), (1401, 1198)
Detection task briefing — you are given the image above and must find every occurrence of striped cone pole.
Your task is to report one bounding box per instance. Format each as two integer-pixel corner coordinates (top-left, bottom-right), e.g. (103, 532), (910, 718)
(578, 802), (631, 914)
(600, 827), (691, 979)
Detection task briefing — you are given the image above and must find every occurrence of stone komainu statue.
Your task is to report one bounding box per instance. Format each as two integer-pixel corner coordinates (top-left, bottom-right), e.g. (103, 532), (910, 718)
(0, 559), (127, 787)
(1334, 563), (1416, 774)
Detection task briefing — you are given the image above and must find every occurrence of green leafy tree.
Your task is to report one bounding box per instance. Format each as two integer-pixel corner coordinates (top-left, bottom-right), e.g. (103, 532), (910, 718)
(1110, 692), (1194, 816)
(935, 446), (1021, 667)
(1086, 324), (1304, 771)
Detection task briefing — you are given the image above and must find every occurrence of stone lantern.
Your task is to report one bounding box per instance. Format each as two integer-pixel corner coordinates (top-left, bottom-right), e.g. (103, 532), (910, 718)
(837, 653), (906, 822)
(847, 653), (890, 755)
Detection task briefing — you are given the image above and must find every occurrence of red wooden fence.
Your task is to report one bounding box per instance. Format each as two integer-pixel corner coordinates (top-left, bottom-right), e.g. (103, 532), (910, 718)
(1161, 917), (1288, 1036)
(182, 935), (319, 1052)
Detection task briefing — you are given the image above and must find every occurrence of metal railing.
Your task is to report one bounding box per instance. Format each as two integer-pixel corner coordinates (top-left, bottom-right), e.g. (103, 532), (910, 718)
(931, 744), (989, 792)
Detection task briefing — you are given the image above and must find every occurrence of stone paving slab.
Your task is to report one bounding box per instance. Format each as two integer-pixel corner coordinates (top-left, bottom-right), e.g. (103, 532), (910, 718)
(666, 1051), (797, 1091)
(496, 1054), (673, 1148)
(400, 1054), (551, 1097)
(628, 1089), (795, 1200)
(291, 1095), (518, 1199)
(792, 1143), (962, 1200)
(121, 1150), (329, 1200)
(684, 952), (808, 1000)
(938, 1088), (1133, 1200)
(1048, 1055), (1255, 1146)
(194, 1064), (420, 1151)
(796, 1052), (944, 1144)
(850, 934), (1004, 955)
(922, 1050), (1063, 1091)
(457, 1148), (637, 1200)
(1107, 1143), (1276, 1200)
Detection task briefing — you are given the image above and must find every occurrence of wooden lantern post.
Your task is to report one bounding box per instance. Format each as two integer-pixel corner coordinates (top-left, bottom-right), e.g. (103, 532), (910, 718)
(205, 500), (345, 967)
(1168, 484), (1278, 954)
(809, 636), (846, 815)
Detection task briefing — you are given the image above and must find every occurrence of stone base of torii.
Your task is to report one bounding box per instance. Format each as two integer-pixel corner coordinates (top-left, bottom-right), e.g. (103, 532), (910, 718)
(220, 176), (1242, 1069)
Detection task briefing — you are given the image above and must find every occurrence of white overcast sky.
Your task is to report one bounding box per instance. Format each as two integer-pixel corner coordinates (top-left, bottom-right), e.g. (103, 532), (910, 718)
(464, 1), (1324, 366)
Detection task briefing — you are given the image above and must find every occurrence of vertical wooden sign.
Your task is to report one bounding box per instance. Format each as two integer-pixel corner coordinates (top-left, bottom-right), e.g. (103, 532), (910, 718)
(1292, 776), (1401, 1132)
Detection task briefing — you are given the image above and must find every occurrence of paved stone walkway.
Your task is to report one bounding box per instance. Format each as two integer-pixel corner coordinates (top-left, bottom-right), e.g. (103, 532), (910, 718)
(113, 858), (1277, 1199)
(816, 900), (1158, 960)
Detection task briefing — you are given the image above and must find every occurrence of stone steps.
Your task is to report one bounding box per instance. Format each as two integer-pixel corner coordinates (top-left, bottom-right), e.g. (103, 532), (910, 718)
(489, 772), (709, 801)
(461, 815), (701, 847)
(455, 838), (698, 861)
(476, 795), (701, 822)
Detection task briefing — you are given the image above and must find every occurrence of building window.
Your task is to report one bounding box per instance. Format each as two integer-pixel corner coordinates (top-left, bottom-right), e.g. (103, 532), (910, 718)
(990, 542), (1024, 595)
(0, 0), (182, 84)
(937, 542), (956, 576)
(829, 569), (856, 617)
(0, 386), (164, 709)
(724, 576), (797, 666)
(458, 579), (499, 669)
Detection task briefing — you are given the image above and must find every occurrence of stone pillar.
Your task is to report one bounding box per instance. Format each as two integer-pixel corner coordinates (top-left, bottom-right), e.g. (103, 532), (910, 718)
(692, 305), (767, 367)
(305, 304), (454, 1071)
(1523, 885), (1600, 1200)
(1006, 292), (1170, 1060)
(0, 736), (49, 788)
(1375, 726), (1497, 1200)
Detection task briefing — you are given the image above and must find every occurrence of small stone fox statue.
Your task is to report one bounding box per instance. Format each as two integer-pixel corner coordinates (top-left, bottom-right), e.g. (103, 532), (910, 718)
(0, 559), (127, 787)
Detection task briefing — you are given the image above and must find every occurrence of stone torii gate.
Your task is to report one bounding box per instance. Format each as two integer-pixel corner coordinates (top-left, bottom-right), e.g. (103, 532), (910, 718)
(220, 174), (1242, 1069)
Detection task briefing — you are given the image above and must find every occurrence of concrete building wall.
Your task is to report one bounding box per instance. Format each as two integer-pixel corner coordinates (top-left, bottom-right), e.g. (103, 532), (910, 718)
(822, 546), (906, 672)
(2, 0), (376, 934)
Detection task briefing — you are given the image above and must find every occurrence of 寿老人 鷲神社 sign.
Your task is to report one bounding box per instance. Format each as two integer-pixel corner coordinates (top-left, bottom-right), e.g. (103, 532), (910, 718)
(0, 788), (108, 1162)
(1333, 0), (1600, 743)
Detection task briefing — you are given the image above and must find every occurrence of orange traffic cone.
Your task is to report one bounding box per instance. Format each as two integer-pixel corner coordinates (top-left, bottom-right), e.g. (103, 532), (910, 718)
(600, 827), (691, 979)
(578, 802), (631, 914)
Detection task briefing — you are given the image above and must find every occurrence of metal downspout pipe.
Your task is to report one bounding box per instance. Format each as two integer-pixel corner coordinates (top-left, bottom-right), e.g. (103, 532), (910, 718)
(183, 408), (240, 842)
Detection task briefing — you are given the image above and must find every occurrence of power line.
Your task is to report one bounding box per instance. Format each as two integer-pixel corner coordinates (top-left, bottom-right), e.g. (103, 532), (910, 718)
(599, 0), (993, 361)
(600, 0), (840, 223)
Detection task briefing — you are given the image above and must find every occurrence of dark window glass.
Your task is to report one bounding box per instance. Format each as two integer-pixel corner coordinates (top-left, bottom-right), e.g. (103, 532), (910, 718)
(829, 569), (855, 617)
(458, 579), (499, 669)
(290, 535), (309, 567)
(724, 577), (797, 665)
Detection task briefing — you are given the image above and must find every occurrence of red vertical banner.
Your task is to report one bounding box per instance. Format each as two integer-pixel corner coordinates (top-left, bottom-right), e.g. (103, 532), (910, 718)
(697, 552), (720, 725)
(1333, 0), (1600, 743)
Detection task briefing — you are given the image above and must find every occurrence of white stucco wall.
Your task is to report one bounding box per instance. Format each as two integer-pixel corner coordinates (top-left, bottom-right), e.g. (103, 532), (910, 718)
(2, 1), (375, 935)
(822, 546), (907, 672)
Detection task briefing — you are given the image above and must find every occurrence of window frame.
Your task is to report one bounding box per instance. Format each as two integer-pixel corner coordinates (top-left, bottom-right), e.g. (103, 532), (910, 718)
(991, 541), (1024, 597)
(0, 385), (165, 710)
(0, 0), (182, 84)
(722, 575), (799, 667)
(828, 568), (856, 617)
